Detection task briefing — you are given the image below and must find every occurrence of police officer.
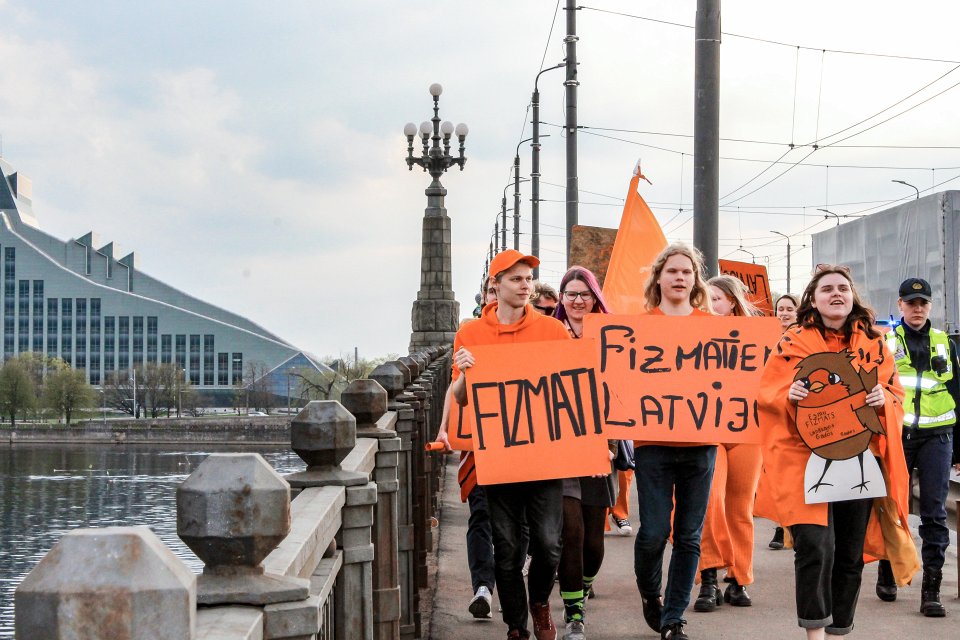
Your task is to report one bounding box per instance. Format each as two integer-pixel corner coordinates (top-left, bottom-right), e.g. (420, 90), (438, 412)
(876, 277), (960, 616)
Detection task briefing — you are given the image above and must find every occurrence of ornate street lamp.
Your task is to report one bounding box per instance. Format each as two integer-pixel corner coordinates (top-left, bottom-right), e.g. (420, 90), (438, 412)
(403, 83), (469, 351)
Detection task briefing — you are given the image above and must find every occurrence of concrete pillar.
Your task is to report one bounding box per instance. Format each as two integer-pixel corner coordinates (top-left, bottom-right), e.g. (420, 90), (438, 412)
(177, 454), (309, 607)
(15, 526), (196, 640)
(342, 379), (401, 640)
(285, 400), (377, 640)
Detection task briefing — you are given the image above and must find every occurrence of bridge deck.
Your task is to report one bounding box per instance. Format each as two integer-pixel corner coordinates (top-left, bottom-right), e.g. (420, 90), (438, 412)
(429, 456), (958, 639)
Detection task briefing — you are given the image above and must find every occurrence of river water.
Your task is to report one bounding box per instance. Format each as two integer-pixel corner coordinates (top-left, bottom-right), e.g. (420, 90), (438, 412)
(0, 443), (306, 638)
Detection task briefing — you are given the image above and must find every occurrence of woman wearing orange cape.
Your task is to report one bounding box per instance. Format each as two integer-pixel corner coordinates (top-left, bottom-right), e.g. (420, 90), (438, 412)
(758, 265), (918, 639)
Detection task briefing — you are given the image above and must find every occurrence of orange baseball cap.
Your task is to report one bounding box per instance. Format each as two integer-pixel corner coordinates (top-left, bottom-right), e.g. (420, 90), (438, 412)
(489, 249), (540, 277)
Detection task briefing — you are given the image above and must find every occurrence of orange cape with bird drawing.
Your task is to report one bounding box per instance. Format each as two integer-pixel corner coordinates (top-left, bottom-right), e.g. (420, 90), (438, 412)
(758, 323), (919, 584)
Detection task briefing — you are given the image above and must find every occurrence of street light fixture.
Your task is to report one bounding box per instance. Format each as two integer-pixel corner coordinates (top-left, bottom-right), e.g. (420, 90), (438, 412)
(404, 83), (469, 350)
(892, 179), (920, 200)
(771, 230), (792, 293)
(817, 208), (841, 226)
(531, 63), (565, 279)
(514, 137), (533, 251)
(735, 247), (757, 263)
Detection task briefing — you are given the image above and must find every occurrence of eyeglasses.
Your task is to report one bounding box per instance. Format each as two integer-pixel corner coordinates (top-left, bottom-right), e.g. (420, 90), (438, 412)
(562, 291), (594, 302)
(534, 305), (557, 314)
(814, 263), (851, 275)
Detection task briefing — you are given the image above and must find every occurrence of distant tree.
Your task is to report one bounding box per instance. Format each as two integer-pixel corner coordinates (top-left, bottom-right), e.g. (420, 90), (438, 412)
(43, 365), (94, 425)
(244, 361), (275, 413)
(104, 369), (136, 416)
(0, 357), (37, 426)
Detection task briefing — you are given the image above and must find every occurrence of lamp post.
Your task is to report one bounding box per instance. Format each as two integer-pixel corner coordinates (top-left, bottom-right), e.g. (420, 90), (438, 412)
(514, 138), (533, 251)
(404, 83), (468, 351)
(735, 247), (757, 263)
(531, 63), (564, 279)
(892, 179), (920, 200)
(771, 230), (792, 293)
(817, 208), (841, 227)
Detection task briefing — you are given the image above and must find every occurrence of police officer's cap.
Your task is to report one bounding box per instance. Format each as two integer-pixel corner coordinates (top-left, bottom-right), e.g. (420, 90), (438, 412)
(898, 277), (932, 302)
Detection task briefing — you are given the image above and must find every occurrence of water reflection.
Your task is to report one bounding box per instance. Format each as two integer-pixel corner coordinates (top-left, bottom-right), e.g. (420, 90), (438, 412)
(0, 444), (305, 639)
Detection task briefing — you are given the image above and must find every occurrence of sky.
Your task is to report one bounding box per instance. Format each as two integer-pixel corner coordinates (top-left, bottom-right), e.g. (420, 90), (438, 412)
(1, 1), (958, 358)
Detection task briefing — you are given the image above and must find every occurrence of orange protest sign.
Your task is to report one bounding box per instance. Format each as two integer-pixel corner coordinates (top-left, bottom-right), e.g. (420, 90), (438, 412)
(583, 314), (782, 444)
(466, 339), (611, 485)
(718, 259), (773, 316)
(446, 399), (474, 451)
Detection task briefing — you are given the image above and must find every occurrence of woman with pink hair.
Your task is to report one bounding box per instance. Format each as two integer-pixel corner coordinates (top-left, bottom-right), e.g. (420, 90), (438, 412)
(554, 266), (614, 640)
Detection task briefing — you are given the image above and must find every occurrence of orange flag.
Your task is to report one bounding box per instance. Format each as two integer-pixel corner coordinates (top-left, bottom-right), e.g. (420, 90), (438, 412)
(601, 165), (668, 314)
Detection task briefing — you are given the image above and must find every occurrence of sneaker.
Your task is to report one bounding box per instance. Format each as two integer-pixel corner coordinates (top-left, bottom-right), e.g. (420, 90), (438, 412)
(469, 585), (493, 618)
(610, 514), (633, 536)
(507, 630), (530, 640)
(563, 619), (586, 640)
(640, 593), (663, 632)
(661, 622), (689, 640)
(584, 584), (595, 599)
(529, 601), (557, 640)
(522, 554), (532, 577)
(768, 526), (784, 550)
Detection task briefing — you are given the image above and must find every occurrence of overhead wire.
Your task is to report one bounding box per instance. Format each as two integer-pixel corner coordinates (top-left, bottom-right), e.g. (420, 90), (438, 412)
(578, 5), (960, 64)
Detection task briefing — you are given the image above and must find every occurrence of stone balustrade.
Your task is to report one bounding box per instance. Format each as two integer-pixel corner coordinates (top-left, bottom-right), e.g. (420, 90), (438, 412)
(14, 348), (451, 640)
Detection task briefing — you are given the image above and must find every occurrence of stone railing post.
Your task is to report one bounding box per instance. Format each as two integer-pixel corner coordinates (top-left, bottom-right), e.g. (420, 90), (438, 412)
(342, 378), (401, 640)
(375, 361), (420, 640)
(178, 453), (319, 640)
(286, 401), (377, 640)
(398, 355), (431, 599)
(15, 527), (196, 640)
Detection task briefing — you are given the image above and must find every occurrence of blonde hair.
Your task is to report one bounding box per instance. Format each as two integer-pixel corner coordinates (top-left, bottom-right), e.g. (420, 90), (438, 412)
(707, 275), (761, 317)
(643, 243), (710, 311)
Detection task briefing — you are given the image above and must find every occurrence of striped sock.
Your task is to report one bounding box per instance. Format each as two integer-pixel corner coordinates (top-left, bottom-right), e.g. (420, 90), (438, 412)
(583, 574), (597, 598)
(560, 589), (584, 622)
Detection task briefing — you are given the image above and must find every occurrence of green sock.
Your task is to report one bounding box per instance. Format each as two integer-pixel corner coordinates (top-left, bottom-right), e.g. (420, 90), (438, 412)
(583, 574), (597, 597)
(560, 589), (584, 622)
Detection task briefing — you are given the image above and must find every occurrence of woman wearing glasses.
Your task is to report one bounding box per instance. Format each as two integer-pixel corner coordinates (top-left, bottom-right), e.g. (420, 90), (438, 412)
(758, 265), (916, 639)
(633, 243), (715, 640)
(695, 276), (764, 612)
(553, 266), (615, 640)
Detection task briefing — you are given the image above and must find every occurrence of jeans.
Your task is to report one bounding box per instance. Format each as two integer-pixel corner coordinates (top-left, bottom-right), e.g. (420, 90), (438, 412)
(633, 445), (717, 628)
(466, 485), (496, 593)
(903, 430), (953, 571)
(790, 498), (872, 635)
(486, 479), (563, 633)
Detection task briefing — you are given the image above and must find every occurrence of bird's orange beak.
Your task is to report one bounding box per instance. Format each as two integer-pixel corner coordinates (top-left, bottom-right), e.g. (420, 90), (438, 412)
(807, 381), (826, 393)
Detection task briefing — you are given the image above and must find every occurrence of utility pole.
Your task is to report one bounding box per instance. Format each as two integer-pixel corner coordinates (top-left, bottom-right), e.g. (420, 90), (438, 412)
(531, 63), (563, 280)
(771, 231), (792, 293)
(514, 152), (521, 251)
(693, 0), (721, 277)
(501, 186), (509, 251)
(564, 0), (579, 265)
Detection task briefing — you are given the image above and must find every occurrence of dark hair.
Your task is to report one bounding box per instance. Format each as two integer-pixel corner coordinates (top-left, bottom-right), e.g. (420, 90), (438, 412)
(775, 293), (799, 308)
(554, 266), (610, 322)
(795, 267), (878, 339)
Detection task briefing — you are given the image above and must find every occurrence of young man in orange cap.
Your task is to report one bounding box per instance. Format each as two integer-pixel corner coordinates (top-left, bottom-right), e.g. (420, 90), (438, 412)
(451, 249), (571, 640)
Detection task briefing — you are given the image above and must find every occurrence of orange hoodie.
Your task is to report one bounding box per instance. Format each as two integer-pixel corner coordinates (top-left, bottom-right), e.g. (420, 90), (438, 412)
(452, 301), (570, 379)
(758, 323), (919, 584)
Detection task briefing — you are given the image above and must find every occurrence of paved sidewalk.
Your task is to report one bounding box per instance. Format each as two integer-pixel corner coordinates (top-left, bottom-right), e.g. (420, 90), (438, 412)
(428, 455), (959, 640)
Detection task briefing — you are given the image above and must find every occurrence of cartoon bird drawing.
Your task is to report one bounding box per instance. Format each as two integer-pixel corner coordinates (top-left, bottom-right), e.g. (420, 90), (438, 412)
(792, 350), (885, 493)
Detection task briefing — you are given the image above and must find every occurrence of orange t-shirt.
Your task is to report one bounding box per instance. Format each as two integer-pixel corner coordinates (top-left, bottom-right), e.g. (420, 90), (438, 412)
(635, 305), (718, 448)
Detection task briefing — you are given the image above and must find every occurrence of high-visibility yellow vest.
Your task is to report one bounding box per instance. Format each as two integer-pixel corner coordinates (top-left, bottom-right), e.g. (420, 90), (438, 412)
(886, 325), (956, 428)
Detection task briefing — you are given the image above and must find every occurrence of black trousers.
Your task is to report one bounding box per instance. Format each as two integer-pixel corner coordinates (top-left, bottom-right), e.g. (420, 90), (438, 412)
(790, 498), (873, 635)
(466, 485), (496, 593)
(485, 479), (563, 633)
